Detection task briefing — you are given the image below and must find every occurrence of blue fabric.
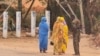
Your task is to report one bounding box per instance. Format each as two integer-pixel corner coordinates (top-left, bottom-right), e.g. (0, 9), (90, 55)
(39, 17), (49, 51)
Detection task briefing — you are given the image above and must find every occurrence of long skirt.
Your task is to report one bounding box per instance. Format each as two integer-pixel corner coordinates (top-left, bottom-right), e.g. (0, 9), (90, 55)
(39, 34), (48, 51)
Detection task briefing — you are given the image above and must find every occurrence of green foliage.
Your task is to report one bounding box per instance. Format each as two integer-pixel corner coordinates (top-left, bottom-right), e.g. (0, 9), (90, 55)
(0, 4), (16, 26)
(8, 17), (16, 31)
(8, 7), (16, 20)
(0, 3), (16, 19)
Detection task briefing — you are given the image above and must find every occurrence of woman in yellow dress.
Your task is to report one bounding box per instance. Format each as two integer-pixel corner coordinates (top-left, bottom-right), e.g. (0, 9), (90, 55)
(51, 16), (69, 55)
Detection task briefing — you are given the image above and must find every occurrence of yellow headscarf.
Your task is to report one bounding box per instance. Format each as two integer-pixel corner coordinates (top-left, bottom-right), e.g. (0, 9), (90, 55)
(56, 16), (65, 22)
(59, 17), (65, 22)
(56, 16), (61, 22)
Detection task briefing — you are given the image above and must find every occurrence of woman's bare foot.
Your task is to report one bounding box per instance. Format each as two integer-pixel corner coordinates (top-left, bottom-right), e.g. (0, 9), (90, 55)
(40, 50), (42, 53)
(62, 50), (65, 54)
(58, 52), (63, 55)
(43, 50), (47, 53)
(53, 53), (55, 55)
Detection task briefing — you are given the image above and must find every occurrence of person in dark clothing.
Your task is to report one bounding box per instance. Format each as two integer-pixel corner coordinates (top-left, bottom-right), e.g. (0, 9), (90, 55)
(71, 15), (81, 56)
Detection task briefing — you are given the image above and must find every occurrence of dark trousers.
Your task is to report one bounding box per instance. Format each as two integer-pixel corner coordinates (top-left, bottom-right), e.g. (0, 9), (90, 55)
(73, 30), (80, 55)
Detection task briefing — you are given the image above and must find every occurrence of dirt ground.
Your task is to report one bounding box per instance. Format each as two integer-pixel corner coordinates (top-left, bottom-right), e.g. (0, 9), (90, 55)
(0, 33), (100, 56)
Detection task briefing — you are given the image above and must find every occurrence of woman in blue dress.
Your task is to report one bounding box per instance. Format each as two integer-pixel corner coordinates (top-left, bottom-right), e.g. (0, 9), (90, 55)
(39, 17), (49, 53)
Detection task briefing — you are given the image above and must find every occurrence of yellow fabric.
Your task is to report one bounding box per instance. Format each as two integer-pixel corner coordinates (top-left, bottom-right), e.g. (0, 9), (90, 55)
(60, 17), (69, 53)
(61, 25), (68, 52)
(59, 17), (65, 22)
(51, 16), (69, 54)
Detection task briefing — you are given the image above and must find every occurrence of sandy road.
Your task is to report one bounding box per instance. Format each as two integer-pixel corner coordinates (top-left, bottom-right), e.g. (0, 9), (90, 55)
(0, 37), (100, 56)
